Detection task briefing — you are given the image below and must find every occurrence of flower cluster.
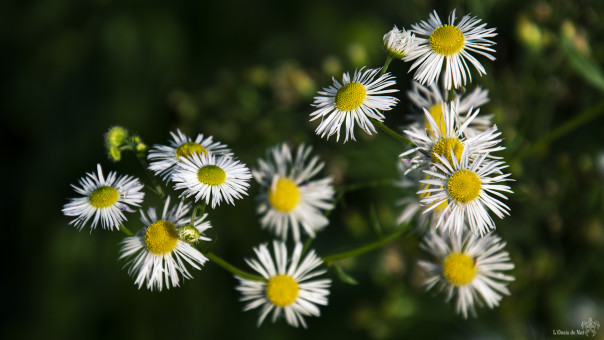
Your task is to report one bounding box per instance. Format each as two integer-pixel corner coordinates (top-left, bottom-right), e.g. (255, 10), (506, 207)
(62, 8), (516, 329)
(308, 9), (515, 318)
(63, 127), (333, 327)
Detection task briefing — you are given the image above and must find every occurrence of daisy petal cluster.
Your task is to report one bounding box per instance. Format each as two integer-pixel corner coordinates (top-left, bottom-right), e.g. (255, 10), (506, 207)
(310, 67), (399, 142)
(173, 152), (252, 208)
(235, 241), (331, 328)
(253, 143), (334, 241)
(148, 129), (232, 182)
(383, 26), (417, 59)
(63, 164), (144, 231)
(405, 9), (497, 90)
(419, 229), (514, 318)
(120, 197), (211, 291)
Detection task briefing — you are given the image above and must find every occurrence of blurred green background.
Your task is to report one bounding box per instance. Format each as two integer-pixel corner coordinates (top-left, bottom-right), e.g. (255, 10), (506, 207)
(5, 0), (604, 339)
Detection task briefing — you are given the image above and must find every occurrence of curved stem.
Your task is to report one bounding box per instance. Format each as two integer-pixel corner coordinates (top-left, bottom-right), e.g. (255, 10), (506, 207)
(511, 99), (604, 163)
(322, 226), (409, 263)
(380, 55), (394, 75)
(371, 118), (415, 146)
(119, 225), (133, 236)
(205, 251), (266, 282)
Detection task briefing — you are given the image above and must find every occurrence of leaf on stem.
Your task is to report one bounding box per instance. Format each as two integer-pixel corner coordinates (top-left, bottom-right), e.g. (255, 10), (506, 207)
(331, 264), (359, 285)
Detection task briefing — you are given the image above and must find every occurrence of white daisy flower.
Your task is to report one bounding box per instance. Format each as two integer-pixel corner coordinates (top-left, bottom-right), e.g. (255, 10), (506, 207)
(400, 101), (504, 175)
(310, 67), (399, 142)
(253, 144), (334, 241)
(235, 241), (331, 328)
(173, 153), (251, 208)
(407, 81), (493, 137)
(419, 148), (513, 236)
(405, 10), (497, 90)
(383, 25), (418, 59)
(148, 129), (231, 182)
(419, 229), (515, 318)
(119, 197), (211, 291)
(62, 164), (144, 231)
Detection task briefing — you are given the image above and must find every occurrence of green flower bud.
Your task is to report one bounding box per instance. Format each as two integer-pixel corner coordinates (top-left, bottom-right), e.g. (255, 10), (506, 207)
(106, 126), (128, 147)
(136, 142), (147, 153)
(178, 225), (200, 243)
(109, 146), (121, 162)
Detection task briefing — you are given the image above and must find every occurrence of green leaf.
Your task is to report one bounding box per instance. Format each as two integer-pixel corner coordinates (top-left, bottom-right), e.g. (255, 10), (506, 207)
(369, 205), (384, 239)
(561, 37), (604, 93)
(331, 264), (359, 285)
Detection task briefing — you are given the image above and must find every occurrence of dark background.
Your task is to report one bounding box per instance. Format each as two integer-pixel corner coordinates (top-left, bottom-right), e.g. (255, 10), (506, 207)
(4, 0), (604, 339)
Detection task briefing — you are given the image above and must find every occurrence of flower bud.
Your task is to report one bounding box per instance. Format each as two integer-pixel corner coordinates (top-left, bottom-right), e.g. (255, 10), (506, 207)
(178, 225), (200, 243)
(105, 126), (128, 147)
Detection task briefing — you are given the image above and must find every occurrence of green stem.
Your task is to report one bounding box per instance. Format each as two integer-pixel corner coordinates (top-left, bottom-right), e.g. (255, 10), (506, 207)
(371, 118), (414, 146)
(205, 252), (266, 282)
(302, 236), (315, 255)
(322, 227), (408, 263)
(380, 55), (394, 75)
(134, 152), (166, 199)
(512, 99), (604, 162)
(190, 201), (207, 226)
(119, 225), (133, 236)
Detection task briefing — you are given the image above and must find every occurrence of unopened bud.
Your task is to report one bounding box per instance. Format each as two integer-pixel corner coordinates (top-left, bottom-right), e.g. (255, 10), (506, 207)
(178, 225), (200, 243)
(105, 126), (128, 147)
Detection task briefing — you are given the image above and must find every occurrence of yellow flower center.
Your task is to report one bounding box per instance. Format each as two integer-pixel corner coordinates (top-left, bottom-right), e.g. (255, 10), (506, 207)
(334, 82), (367, 111)
(431, 137), (464, 165)
(425, 104), (447, 136)
(89, 186), (119, 208)
(144, 220), (179, 255)
(197, 165), (226, 186)
(447, 170), (481, 203)
(442, 252), (477, 286)
(419, 182), (448, 212)
(266, 275), (299, 307)
(268, 178), (300, 212)
(175, 142), (208, 161)
(429, 25), (465, 56)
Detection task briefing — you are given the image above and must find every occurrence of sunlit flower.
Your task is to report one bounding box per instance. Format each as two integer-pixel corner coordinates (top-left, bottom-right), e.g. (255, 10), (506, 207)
(418, 148), (513, 236)
(148, 129), (231, 182)
(310, 67), (399, 142)
(419, 229), (515, 318)
(253, 143), (334, 241)
(400, 101), (504, 175)
(407, 81), (493, 137)
(235, 241), (331, 328)
(173, 153), (251, 209)
(119, 197), (211, 291)
(383, 25), (417, 59)
(63, 164), (144, 231)
(405, 10), (497, 90)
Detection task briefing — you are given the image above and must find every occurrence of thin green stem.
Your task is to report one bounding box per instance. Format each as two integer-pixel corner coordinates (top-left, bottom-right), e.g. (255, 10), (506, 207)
(302, 236), (315, 255)
(511, 99), (604, 163)
(119, 225), (133, 236)
(190, 201), (207, 226)
(371, 119), (414, 146)
(322, 226), (409, 263)
(380, 55), (394, 75)
(205, 251), (266, 282)
(134, 152), (166, 199)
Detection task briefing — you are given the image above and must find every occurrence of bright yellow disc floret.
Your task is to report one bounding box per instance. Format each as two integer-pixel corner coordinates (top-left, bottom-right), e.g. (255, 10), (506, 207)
(334, 82), (367, 111)
(446, 170), (481, 203)
(443, 252), (477, 286)
(89, 186), (119, 208)
(266, 275), (299, 307)
(144, 220), (179, 255)
(429, 25), (465, 56)
(268, 178), (300, 212)
(175, 142), (208, 161)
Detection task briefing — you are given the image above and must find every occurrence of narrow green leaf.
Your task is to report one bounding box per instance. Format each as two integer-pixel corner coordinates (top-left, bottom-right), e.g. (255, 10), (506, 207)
(331, 264), (359, 285)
